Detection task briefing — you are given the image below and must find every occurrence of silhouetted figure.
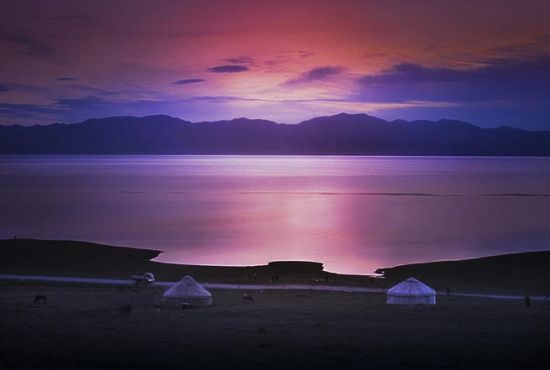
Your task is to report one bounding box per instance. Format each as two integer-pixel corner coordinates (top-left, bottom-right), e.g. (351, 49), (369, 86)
(369, 277), (374, 285)
(34, 295), (47, 304)
(446, 287), (451, 296)
(325, 272), (329, 283)
(525, 296), (531, 307)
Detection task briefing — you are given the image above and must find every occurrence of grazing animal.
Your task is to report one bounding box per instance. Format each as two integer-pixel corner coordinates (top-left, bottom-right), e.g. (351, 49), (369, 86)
(119, 302), (133, 314)
(242, 293), (255, 302)
(33, 295), (47, 304)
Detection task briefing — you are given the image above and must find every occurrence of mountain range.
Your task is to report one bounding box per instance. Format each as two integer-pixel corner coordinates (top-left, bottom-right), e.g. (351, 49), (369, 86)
(1, 113), (550, 155)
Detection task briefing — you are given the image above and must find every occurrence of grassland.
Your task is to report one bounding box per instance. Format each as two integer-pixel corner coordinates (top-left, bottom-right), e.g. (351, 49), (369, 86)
(2, 239), (550, 369)
(1, 284), (549, 370)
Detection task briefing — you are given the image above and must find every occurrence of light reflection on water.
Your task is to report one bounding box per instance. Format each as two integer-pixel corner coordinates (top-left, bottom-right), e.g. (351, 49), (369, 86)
(1, 155), (550, 274)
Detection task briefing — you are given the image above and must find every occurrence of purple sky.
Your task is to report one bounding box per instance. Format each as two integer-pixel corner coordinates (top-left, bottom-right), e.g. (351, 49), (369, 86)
(1, 0), (550, 129)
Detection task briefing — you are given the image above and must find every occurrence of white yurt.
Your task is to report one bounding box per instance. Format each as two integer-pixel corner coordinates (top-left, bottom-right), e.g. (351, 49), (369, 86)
(386, 277), (436, 305)
(162, 275), (212, 306)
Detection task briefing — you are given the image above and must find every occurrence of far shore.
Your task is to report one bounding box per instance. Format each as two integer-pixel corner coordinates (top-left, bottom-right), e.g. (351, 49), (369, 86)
(1, 238), (550, 295)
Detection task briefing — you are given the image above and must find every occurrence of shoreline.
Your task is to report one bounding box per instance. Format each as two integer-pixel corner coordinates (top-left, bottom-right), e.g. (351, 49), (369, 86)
(2, 238), (550, 295)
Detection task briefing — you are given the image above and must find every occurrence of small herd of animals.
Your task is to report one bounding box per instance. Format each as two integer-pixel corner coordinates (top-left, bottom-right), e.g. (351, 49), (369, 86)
(31, 292), (258, 310)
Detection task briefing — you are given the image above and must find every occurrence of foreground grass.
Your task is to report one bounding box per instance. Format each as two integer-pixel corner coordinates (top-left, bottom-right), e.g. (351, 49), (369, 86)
(1, 284), (549, 370)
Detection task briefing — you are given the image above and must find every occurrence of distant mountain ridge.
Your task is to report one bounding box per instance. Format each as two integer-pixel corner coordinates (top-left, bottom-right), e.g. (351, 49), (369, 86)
(1, 113), (550, 155)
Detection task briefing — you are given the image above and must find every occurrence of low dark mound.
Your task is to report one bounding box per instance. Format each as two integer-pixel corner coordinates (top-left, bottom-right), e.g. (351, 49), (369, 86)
(377, 251), (550, 295)
(0, 239), (161, 277)
(267, 261), (324, 274)
(0, 239), (334, 283)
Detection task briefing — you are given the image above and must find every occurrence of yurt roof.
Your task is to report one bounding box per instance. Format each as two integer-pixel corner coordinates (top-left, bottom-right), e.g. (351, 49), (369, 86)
(163, 275), (212, 298)
(387, 277), (435, 297)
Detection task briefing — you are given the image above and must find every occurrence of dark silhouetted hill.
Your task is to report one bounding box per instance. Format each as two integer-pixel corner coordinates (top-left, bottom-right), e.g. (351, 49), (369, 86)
(376, 251), (550, 295)
(1, 113), (550, 155)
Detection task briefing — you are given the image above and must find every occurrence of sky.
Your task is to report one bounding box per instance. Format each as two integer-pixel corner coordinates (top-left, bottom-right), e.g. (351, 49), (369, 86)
(1, 0), (550, 129)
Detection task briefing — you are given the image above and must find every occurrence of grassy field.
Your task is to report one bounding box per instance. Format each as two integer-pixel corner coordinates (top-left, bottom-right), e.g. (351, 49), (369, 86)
(1, 284), (549, 370)
(2, 238), (550, 369)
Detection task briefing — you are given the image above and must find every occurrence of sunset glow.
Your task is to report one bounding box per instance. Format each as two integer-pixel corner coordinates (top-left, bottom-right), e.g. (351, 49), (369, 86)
(1, 0), (550, 128)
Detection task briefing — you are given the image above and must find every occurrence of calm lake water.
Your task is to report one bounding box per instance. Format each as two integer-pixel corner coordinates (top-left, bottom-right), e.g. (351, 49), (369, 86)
(1, 155), (550, 274)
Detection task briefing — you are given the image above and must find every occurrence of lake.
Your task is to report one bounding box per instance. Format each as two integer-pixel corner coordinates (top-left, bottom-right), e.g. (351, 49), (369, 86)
(1, 155), (550, 274)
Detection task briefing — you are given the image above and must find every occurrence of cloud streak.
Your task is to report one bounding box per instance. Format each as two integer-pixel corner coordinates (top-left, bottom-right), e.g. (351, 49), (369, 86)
(0, 84), (15, 92)
(207, 65), (250, 73)
(285, 66), (344, 85)
(0, 28), (55, 59)
(174, 78), (206, 85)
(223, 57), (254, 65)
(42, 14), (97, 27)
(0, 102), (64, 116)
(356, 56), (550, 103)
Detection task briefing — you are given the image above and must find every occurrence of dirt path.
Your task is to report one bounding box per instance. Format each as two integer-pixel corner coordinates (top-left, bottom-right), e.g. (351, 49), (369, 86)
(2, 273), (549, 301)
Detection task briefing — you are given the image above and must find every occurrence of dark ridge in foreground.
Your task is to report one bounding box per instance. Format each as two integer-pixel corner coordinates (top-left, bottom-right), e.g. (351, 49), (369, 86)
(2, 113), (550, 155)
